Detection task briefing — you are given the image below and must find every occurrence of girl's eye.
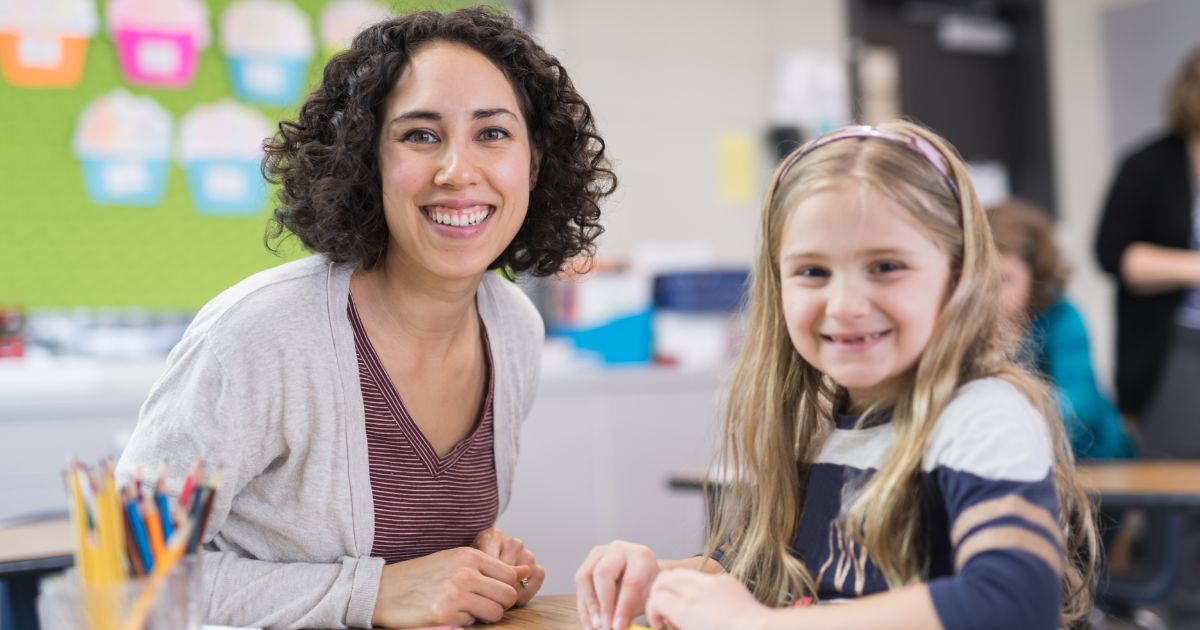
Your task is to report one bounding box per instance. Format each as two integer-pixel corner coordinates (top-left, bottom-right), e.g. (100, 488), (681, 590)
(479, 127), (511, 141)
(871, 261), (905, 274)
(402, 129), (439, 144)
(795, 266), (829, 279)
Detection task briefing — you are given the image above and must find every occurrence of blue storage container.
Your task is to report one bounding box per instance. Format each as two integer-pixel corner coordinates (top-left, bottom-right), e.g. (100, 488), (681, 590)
(653, 270), (750, 313)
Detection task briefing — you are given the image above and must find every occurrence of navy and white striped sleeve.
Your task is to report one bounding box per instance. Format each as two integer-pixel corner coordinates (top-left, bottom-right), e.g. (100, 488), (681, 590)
(923, 379), (1065, 630)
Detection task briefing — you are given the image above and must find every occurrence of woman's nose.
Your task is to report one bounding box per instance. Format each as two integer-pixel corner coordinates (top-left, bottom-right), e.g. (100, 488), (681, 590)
(433, 141), (481, 188)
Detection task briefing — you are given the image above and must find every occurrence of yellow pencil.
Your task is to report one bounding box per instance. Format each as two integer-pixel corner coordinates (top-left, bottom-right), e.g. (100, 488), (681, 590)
(100, 463), (128, 582)
(67, 464), (93, 585)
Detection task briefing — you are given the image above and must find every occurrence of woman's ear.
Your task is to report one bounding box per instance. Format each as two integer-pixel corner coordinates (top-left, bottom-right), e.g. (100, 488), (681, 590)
(529, 147), (542, 189)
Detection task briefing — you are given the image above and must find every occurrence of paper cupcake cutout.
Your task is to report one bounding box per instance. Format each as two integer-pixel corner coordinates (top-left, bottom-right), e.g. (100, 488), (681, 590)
(106, 0), (209, 88)
(178, 100), (272, 216)
(0, 0), (98, 88)
(73, 89), (172, 205)
(319, 0), (392, 58)
(221, 0), (314, 107)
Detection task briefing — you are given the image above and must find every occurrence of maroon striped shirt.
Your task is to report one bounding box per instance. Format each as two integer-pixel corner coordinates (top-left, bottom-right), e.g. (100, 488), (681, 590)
(348, 295), (499, 564)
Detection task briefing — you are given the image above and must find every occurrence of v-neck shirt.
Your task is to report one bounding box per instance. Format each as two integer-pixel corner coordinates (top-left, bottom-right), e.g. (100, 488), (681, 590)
(348, 293), (499, 564)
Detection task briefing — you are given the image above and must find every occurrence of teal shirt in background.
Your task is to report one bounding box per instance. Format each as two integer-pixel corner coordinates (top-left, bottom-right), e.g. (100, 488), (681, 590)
(1027, 299), (1136, 460)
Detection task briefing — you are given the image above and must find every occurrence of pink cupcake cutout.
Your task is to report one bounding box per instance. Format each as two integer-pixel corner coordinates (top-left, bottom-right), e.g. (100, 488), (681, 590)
(106, 0), (209, 88)
(0, 0), (98, 88)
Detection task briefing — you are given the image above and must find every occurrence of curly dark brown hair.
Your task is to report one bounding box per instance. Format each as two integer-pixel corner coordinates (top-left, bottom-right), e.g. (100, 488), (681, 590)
(263, 7), (616, 276)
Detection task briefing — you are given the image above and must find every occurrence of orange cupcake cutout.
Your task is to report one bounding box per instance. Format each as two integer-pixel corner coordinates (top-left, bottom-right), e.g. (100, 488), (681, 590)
(0, 0), (97, 88)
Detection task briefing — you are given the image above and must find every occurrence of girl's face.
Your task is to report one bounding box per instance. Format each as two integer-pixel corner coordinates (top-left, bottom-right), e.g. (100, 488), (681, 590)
(779, 183), (953, 411)
(376, 41), (537, 281)
(997, 252), (1033, 320)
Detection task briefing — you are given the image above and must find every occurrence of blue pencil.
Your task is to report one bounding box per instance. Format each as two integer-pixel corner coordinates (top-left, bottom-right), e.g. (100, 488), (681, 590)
(156, 493), (173, 541)
(124, 488), (155, 574)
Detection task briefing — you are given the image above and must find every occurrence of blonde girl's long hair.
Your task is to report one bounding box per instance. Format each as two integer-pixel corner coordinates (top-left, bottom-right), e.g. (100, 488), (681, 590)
(704, 120), (1097, 627)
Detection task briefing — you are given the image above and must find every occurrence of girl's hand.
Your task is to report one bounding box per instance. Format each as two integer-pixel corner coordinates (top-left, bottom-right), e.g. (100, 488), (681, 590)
(645, 569), (772, 630)
(574, 540), (659, 630)
(371, 546), (531, 628)
(472, 527), (545, 606)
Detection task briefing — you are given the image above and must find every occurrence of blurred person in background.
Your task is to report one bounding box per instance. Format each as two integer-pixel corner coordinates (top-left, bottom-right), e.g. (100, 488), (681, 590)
(990, 199), (1135, 461)
(1095, 46), (1200, 458)
(1095, 46), (1200, 624)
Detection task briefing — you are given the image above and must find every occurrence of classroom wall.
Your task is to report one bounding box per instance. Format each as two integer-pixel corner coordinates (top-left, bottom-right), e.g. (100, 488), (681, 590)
(1101, 0), (1200, 155)
(1045, 0), (1118, 392)
(531, 0), (847, 266)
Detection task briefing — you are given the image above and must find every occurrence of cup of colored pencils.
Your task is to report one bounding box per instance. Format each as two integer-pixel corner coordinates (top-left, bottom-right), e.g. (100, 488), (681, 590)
(36, 459), (221, 630)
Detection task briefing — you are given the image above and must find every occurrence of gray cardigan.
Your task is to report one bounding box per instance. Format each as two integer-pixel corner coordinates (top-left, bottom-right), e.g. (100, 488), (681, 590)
(116, 255), (544, 629)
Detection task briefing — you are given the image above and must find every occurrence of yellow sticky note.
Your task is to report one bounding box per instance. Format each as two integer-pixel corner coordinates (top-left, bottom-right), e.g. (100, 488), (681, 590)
(717, 132), (756, 204)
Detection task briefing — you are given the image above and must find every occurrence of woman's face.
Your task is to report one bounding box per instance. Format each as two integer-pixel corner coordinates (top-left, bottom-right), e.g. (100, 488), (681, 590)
(997, 252), (1033, 321)
(376, 41), (537, 281)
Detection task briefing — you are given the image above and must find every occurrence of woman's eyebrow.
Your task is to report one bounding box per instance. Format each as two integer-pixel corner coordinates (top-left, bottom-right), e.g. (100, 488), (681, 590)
(473, 107), (517, 121)
(388, 108), (517, 126)
(389, 110), (440, 125)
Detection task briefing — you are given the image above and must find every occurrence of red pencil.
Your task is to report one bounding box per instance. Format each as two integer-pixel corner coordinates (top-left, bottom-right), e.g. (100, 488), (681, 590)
(178, 459), (200, 509)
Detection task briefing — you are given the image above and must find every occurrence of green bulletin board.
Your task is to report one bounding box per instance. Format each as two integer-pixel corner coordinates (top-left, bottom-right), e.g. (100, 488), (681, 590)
(0, 0), (498, 309)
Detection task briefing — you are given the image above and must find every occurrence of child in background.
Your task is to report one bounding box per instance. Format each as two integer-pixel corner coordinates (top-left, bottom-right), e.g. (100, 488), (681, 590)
(989, 199), (1135, 460)
(575, 122), (1097, 630)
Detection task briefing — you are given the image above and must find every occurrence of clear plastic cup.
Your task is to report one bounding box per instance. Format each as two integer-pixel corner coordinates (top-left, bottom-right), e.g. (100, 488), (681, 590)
(36, 553), (202, 630)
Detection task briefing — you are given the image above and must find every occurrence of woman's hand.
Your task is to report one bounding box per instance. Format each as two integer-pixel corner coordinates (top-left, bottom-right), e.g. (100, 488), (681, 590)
(472, 527), (545, 606)
(574, 540), (659, 630)
(371, 546), (531, 628)
(645, 569), (771, 630)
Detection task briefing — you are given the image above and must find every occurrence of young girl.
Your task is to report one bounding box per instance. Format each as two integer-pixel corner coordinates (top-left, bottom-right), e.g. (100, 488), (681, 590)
(575, 121), (1096, 630)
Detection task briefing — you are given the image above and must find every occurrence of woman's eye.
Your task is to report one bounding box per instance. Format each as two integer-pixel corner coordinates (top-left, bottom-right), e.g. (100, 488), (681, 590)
(402, 129), (439, 144)
(872, 261), (904, 273)
(479, 127), (511, 141)
(795, 267), (829, 279)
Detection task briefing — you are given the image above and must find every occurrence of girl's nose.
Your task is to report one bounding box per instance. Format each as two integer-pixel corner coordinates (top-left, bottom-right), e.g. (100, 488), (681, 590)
(825, 278), (870, 319)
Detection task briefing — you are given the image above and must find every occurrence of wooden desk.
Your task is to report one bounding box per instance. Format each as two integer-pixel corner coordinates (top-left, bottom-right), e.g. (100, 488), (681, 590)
(0, 516), (73, 576)
(487, 594), (581, 629)
(1077, 460), (1200, 507)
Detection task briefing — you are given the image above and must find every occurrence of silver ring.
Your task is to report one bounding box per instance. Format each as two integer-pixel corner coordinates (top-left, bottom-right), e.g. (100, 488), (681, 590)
(519, 577), (530, 587)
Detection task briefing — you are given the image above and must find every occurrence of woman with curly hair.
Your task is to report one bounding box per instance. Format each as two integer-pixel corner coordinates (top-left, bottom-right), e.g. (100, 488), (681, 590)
(118, 8), (615, 629)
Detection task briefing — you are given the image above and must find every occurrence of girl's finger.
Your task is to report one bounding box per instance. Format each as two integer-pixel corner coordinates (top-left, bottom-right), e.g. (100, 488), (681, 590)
(612, 549), (656, 630)
(645, 588), (681, 630)
(577, 591), (593, 630)
(575, 546), (605, 629)
(591, 552), (627, 630)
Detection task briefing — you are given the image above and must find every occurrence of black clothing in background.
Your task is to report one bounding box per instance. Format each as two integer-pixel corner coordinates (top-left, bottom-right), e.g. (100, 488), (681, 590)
(1094, 132), (1194, 416)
